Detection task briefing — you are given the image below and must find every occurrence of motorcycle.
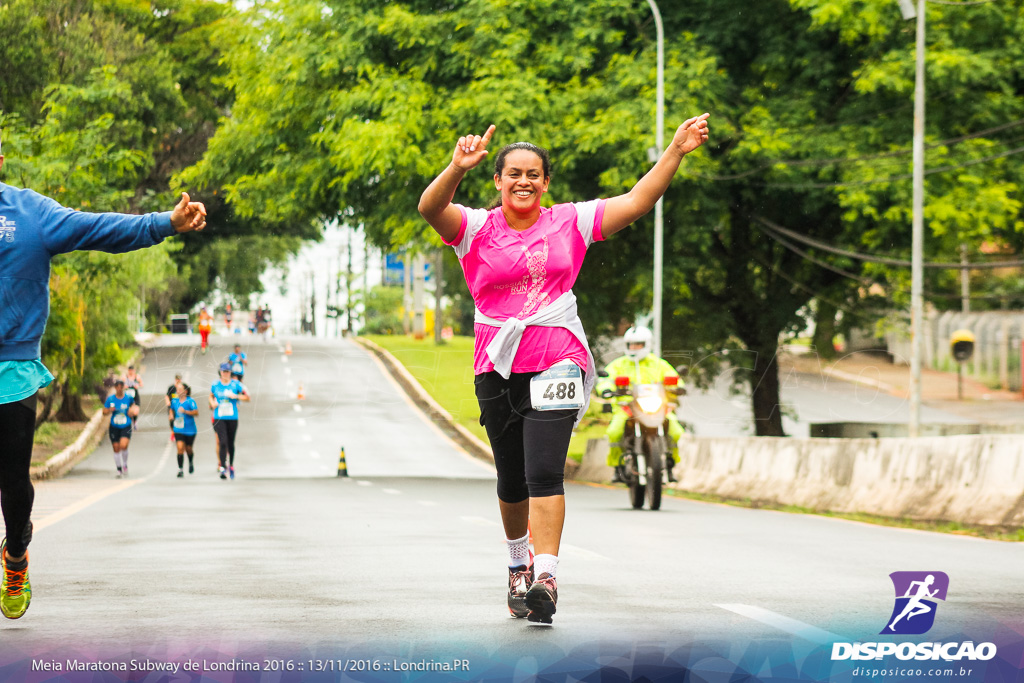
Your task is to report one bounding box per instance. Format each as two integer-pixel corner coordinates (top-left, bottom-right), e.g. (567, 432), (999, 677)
(600, 371), (684, 511)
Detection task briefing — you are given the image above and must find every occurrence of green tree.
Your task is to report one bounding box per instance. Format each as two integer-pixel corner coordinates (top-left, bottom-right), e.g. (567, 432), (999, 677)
(183, 0), (1024, 435)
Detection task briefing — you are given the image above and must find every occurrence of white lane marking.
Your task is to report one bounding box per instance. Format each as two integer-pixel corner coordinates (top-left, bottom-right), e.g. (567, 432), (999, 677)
(302, 434), (313, 443)
(281, 356), (289, 363)
(293, 404), (302, 412)
(297, 418), (307, 427)
(715, 604), (843, 645)
(559, 543), (610, 561)
(310, 451), (321, 459)
(461, 516), (499, 527)
(356, 480), (373, 487)
(418, 501), (438, 507)
(284, 367), (292, 375)
(356, 340), (495, 475)
(382, 488), (401, 495)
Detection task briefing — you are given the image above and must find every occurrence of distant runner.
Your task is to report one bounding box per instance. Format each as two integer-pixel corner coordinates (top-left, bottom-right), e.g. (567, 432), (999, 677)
(123, 365), (143, 430)
(209, 363), (250, 480)
(228, 345), (248, 381)
(170, 379), (198, 478)
(103, 379), (138, 478)
(198, 305), (213, 354)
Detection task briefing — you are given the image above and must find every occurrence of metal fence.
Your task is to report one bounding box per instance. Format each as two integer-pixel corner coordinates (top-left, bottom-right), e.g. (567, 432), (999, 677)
(886, 310), (1024, 392)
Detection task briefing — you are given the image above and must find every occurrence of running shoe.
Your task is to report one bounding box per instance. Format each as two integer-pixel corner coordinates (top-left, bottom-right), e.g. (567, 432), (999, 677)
(177, 470), (184, 478)
(1, 540), (31, 620)
(219, 467), (227, 480)
(229, 466), (235, 480)
(525, 573), (557, 624)
(188, 462), (194, 474)
(507, 561), (534, 618)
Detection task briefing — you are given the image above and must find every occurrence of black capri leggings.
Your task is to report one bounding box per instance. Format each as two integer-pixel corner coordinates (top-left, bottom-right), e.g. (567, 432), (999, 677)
(475, 370), (580, 502)
(0, 394), (37, 557)
(213, 419), (239, 468)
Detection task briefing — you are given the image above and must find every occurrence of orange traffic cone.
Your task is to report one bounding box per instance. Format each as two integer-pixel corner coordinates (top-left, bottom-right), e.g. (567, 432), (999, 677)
(285, 342), (292, 355)
(297, 383), (305, 400)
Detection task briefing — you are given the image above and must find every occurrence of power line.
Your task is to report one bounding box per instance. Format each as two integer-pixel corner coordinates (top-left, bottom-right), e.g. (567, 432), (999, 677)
(683, 117), (1024, 182)
(757, 144), (1024, 189)
(755, 216), (1024, 269)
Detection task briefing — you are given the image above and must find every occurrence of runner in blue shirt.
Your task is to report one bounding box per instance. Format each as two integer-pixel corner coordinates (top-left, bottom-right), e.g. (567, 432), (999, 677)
(0, 136), (206, 620)
(169, 378), (198, 478)
(209, 363), (250, 480)
(103, 380), (139, 478)
(228, 345), (248, 381)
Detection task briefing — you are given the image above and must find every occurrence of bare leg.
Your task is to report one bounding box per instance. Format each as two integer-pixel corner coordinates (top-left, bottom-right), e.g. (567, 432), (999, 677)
(498, 499), (529, 540)
(528, 495), (564, 557)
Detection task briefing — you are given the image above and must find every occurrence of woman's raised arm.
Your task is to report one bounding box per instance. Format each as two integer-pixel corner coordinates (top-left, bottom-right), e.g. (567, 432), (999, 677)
(601, 113), (710, 238)
(418, 125), (496, 243)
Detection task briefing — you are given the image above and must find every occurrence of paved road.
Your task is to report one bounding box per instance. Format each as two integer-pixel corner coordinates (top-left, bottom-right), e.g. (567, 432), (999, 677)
(6, 336), (1022, 680)
(682, 368), (977, 438)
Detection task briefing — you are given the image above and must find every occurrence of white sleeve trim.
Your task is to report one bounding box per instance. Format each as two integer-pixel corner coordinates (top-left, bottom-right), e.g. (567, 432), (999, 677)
(454, 207), (489, 259)
(573, 199), (602, 248)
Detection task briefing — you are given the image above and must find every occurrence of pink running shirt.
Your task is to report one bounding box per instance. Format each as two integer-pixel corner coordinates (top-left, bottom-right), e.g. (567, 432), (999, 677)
(445, 200), (606, 375)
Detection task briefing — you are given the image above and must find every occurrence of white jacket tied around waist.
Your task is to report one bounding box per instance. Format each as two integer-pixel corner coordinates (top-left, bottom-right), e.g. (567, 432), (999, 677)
(474, 290), (595, 425)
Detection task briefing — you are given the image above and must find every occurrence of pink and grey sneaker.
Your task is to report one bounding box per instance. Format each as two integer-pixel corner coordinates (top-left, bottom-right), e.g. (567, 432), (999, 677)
(507, 559), (534, 618)
(525, 572), (557, 624)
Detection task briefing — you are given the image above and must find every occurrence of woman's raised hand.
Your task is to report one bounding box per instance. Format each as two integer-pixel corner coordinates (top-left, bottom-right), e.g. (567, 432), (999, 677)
(671, 113), (710, 156)
(452, 125), (496, 171)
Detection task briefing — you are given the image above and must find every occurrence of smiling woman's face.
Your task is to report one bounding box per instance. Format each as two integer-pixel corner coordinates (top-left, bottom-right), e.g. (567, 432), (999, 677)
(494, 149), (549, 215)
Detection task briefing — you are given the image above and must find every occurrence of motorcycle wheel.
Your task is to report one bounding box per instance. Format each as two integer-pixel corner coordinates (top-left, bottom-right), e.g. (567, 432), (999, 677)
(625, 455), (645, 509)
(644, 435), (663, 511)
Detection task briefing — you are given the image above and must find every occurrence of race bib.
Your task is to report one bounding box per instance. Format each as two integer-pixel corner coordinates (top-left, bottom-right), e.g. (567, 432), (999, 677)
(217, 402), (234, 418)
(113, 413), (129, 426)
(530, 361), (584, 411)
(173, 416), (185, 429)
(231, 362), (243, 374)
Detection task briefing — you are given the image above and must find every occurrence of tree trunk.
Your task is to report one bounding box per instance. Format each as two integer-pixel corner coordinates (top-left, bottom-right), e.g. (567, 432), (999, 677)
(812, 300), (838, 360)
(34, 387), (56, 430)
(750, 344), (786, 436)
(55, 378), (88, 422)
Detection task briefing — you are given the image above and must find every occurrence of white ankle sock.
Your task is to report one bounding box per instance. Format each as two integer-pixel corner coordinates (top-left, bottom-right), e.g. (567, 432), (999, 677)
(507, 533), (531, 568)
(534, 554), (558, 578)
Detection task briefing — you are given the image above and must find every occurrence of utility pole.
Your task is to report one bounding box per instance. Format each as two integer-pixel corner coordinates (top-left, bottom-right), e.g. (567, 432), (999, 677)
(347, 229), (354, 335)
(647, 0), (665, 359)
(902, 0), (925, 438)
(403, 254), (412, 334)
(309, 271), (317, 337)
(413, 252), (426, 337)
(960, 243), (970, 314)
(434, 249), (444, 344)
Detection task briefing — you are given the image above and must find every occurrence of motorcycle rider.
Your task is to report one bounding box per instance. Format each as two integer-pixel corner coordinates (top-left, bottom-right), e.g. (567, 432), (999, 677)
(597, 326), (684, 483)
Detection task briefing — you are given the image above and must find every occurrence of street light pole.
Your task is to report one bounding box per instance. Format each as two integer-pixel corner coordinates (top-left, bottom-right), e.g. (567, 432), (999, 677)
(647, 0), (665, 358)
(908, 0), (925, 437)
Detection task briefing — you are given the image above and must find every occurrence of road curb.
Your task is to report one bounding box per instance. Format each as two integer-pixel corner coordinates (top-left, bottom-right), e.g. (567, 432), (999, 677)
(30, 408), (106, 481)
(352, 336), (495, 465)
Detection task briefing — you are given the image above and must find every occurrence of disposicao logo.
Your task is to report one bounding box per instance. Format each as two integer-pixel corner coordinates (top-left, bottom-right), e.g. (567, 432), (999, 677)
(830, 571), (997, 663)
(881, 571), (948, 635)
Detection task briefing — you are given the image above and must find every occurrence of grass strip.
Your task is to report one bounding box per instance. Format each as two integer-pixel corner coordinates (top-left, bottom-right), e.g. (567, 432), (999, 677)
(363, 334), (612, 462)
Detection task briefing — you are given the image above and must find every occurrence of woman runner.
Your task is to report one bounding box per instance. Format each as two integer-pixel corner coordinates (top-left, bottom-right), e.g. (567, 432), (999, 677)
(170, 379), (198, 477)
(418, 115), (709, 623)
(103, 379), (139, 477)
(209, 363), (250, 480)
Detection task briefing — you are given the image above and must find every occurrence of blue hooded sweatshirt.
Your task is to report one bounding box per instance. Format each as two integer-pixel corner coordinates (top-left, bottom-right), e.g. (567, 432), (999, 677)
(0, 182), (175, 363)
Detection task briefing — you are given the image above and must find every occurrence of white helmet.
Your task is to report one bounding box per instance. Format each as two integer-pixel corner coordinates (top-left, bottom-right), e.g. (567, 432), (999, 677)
(623, 325), (652, 361)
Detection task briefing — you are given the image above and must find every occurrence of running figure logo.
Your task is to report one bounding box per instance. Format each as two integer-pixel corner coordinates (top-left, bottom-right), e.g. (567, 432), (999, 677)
(881, 571), (949, 635)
